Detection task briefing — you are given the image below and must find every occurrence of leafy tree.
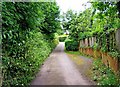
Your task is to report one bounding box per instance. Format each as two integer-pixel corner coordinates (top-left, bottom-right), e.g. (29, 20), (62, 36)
(63, 1), (120, 53)
(61, 10), (77, 31)
(40, 2), (60, 35)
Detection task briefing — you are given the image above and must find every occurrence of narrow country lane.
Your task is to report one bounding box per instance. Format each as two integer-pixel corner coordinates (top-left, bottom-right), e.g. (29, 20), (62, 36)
(31, 42), (94, 85)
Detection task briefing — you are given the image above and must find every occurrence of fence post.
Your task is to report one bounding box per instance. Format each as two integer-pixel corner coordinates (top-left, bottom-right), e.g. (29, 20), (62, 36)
(116, 29), (120, 51)
(115, 29), (120, 83)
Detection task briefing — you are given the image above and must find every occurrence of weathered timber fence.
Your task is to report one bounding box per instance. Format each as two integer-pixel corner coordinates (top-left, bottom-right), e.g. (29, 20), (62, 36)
(79, 29), (120, 74)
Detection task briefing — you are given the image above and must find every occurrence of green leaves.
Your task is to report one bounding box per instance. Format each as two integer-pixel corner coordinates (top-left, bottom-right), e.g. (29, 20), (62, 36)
(2, 2), (60, 86)
(62, 1), (120, 54)
(40, 2), (60, 34)
(65, 40), (79, 51)
(108, 51), (120, 58)
(92, 59), (119, 85)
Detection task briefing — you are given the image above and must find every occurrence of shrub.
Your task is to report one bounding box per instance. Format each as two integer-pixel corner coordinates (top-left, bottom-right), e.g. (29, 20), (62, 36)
(59, 36), (67, 42)
(2, 31), (57, 86)
(92, 59), (119, 85)
(65, 40), (79, 51)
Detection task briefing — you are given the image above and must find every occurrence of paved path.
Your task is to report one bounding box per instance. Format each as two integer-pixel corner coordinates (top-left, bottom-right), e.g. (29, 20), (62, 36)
(31, 42), (94, 85)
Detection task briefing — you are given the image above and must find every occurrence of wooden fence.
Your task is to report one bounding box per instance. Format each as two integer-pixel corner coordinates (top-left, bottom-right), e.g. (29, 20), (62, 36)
(79, 29), (120, 74)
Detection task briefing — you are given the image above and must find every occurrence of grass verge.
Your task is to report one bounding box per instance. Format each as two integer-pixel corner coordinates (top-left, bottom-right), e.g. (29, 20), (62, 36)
(65, 50), (119, 85)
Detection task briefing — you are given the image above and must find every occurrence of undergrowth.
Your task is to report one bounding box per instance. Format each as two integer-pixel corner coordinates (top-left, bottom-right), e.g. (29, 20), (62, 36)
(92, 59), (119, 86)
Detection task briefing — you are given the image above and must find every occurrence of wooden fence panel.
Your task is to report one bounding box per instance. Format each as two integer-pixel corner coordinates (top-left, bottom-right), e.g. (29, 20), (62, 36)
(79, 29), (120, 74)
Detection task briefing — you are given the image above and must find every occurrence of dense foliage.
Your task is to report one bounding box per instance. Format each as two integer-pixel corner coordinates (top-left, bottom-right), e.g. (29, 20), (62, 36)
(59, 36), (67, 42)
(65, 40), (79, 51)
(92, 59), (119, 85)
(2, 2), (60, 86)
(63, 1), (120, 54)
